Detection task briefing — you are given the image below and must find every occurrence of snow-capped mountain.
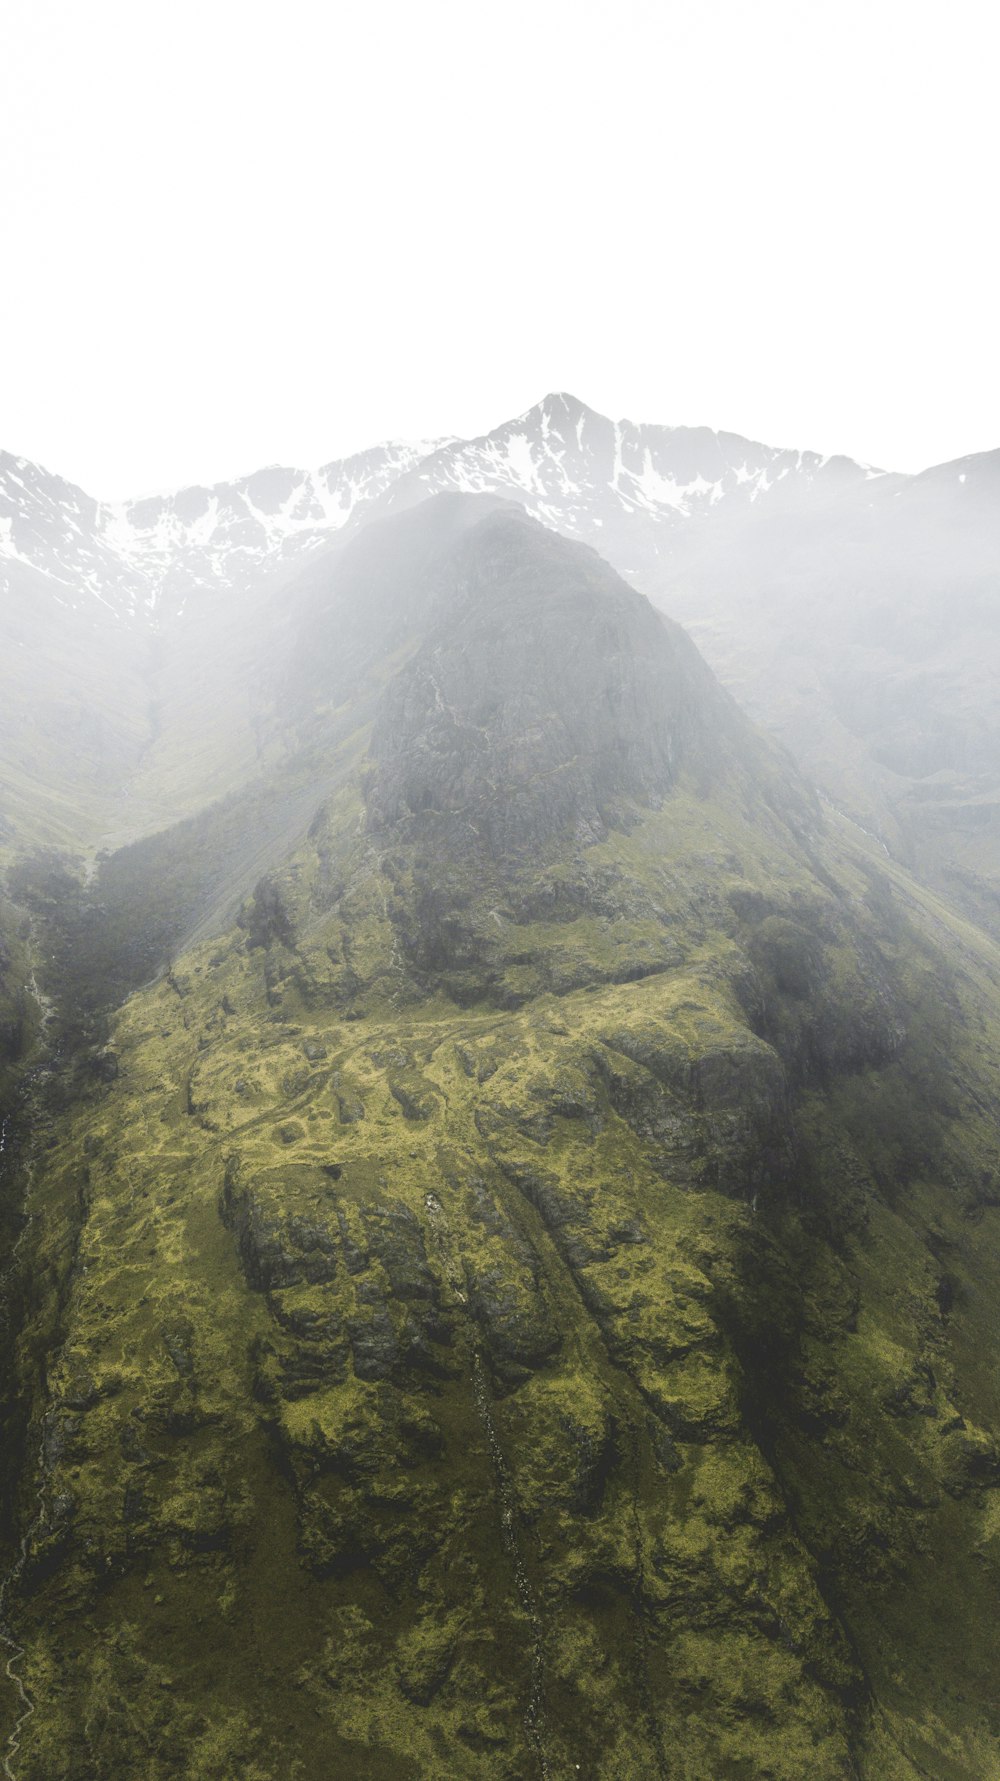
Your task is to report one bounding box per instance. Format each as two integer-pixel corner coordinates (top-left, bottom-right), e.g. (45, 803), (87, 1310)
(0, 438), (448, 621)
(0, 450), (149, 614)
(104, 439), (449, 617)
(373, 391), (894, 576)
(1, 396), (893, 626)
(2, 398), (998, 938)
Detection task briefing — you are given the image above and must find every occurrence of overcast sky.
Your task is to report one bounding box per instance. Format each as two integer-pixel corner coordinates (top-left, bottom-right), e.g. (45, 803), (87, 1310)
(2, 0), (996, 497)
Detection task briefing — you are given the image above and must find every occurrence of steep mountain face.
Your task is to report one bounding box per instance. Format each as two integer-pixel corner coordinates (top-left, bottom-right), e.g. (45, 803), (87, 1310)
(365, 511), (750, 856)
(374, 391), (892, 577)
(4, 508), (1000, 1780)
(361, 398), (1000, 932)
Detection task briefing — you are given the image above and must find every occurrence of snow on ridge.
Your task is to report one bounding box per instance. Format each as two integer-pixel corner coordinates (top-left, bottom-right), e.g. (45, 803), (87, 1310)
(3, 436), (444, 622)
(397, 401), (812, 532)
(0, 406), (894, 625)
(81, 435), (454, 616)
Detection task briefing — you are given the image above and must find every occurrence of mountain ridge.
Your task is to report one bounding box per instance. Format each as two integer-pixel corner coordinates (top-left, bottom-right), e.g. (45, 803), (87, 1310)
(4, 502), (1000, 1776)
(0, 396), (900, 627)
(0, 437), (449, 622)
(6, 398), (995, 643)
(3, 397), (999, 946)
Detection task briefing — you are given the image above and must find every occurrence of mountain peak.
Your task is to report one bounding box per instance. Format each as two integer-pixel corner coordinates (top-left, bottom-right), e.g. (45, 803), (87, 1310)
(533, 389), (600, 423)
(366, 505), (743, 860)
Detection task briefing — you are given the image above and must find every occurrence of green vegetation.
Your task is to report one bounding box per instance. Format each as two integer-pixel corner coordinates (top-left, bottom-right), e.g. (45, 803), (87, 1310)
(2, 505), (1000, 1777)
(3, 756), (1000, 1777)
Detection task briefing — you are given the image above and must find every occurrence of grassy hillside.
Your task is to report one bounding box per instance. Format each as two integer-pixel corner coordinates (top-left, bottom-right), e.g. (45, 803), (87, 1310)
(3, 511), (1000, 1778)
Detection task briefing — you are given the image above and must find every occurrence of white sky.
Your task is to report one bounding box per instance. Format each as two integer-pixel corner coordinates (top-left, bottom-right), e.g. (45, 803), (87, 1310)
(1, 0), (997, 497)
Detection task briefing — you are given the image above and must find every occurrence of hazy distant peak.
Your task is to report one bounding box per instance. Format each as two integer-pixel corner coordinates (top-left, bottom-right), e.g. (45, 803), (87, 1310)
(532, 390), (604, 428)
(907, 443), (1000, 486)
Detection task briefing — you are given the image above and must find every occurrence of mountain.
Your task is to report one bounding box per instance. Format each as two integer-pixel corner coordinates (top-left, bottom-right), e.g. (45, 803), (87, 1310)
(362, 399), (1000, 935)
(373, 389), (894, 569)
(4, 503), (1000, 1778)
(649, 445), (1000, 925)
(6, 398), (997, 940)
(0, 404), (881, 626)
(0, 438), (448, 856)
(0, 400), (895, 863)
(0, 438), (446, 623)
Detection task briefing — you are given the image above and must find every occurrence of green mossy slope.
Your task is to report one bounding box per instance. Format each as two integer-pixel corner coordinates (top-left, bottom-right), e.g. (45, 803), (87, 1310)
(3, 507), (1000, 1779)
(5, 767), (1000, 1778)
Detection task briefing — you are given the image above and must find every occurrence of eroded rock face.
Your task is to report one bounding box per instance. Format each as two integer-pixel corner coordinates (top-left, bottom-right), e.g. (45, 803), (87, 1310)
(223, 1160), (454, 1391)
(366, 510), (743, 859)
(223, 1161), (340, 1290)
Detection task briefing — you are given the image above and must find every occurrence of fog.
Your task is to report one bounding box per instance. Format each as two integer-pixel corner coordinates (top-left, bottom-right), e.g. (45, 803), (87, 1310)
(2, 8), (1000, 1776)
(1, 0), (997, 493)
